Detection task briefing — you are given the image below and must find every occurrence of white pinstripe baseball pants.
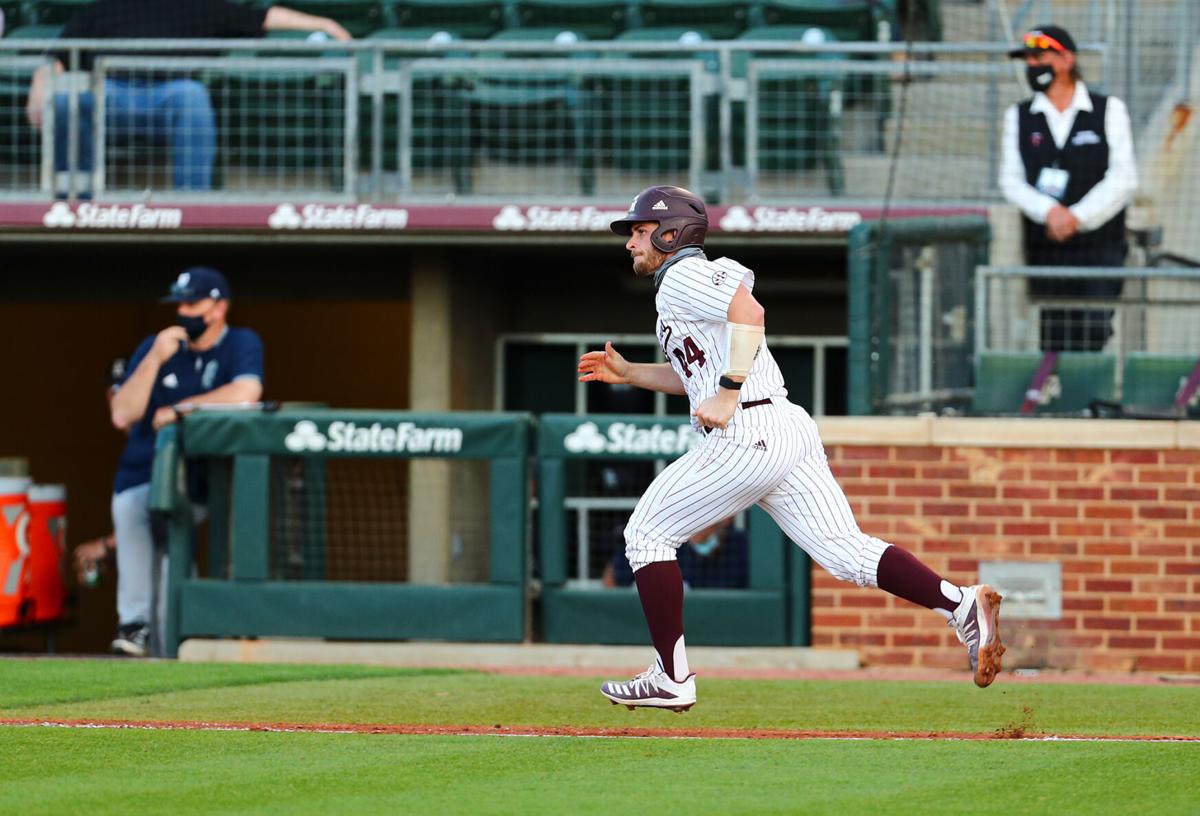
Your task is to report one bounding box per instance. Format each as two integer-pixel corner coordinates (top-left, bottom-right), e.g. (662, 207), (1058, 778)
(624, 400), (889, 587)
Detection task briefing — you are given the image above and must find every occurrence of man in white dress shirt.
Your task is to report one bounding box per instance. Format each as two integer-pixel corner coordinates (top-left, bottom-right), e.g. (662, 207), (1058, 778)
(999, 25), (1137, 351)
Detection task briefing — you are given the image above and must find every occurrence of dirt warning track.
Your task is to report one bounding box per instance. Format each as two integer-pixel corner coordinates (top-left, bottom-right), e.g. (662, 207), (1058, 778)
(2, 718), (1197, 742)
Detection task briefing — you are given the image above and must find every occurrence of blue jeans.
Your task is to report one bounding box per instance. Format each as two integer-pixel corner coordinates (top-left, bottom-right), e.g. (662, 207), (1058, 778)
(55, 78), (216, 190)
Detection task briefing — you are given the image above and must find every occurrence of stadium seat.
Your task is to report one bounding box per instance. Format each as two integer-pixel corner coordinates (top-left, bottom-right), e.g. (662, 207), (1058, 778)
(639, 0), (751, 40)
(600, 27), (718, 175)
(972, 351), (1117, 415)
(208, 30), (350, 191)
(614, 25), (717, 70)
(756, 0), (885, 41)
(734, 25), (845, 193)
(511, 0), (629, 40)
(1121, 353), (1200, 415)
(466, 28), (595, 194)
(755, 0), (890, 151)
(1, 21), (59, 39)
(254, 0), (387, 38)
(358, 28), (471, 193)
(1, 1), (26, 30)
(387, 0), (506, 38)
(357, 25), (466, 72)
(885, 0), (943, 42)
(23, 0), (94, 25)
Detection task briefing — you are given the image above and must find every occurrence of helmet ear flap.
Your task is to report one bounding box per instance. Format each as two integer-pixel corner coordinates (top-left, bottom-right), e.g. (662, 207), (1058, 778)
(650, 223), (678, 253)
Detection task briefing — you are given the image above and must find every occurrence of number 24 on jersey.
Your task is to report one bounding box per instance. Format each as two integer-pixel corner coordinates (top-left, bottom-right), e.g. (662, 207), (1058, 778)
(660, 322), (707, 378)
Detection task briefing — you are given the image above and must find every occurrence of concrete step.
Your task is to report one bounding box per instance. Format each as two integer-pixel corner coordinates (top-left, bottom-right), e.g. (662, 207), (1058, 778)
(179, 637), (862, 672)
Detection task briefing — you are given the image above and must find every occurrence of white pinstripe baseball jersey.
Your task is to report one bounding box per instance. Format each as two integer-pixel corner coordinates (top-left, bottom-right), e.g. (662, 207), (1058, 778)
(625, 252), (891, 590)
(655, 255), (787, 431)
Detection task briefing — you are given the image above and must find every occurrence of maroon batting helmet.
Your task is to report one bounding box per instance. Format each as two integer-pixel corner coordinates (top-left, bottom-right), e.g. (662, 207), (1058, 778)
(610, 185), (708, 253)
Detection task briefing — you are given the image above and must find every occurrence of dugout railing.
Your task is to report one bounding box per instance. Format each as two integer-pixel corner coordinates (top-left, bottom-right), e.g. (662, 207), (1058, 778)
(536, 413), (811, 646)
(151, 408), (530, 658)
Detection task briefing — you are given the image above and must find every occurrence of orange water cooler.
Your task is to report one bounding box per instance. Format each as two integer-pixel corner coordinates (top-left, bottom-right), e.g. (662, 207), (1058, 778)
(0, 476), (33, 628)
(26, 484), (68, 624)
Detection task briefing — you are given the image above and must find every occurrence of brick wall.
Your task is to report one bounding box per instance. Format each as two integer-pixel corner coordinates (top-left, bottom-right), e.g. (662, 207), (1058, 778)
(813, 418), (1200, 674)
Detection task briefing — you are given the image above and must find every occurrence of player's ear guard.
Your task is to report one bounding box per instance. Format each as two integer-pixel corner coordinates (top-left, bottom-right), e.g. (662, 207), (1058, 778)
(724, 323), (764, 379)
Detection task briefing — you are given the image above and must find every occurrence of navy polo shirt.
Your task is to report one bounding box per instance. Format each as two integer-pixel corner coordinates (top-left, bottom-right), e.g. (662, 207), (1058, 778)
(114, 326), (263, 494)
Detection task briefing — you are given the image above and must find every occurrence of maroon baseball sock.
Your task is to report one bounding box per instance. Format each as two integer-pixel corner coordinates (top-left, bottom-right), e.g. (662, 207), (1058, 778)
(875, 545), (963, 617)
(633, 560), (689, 682)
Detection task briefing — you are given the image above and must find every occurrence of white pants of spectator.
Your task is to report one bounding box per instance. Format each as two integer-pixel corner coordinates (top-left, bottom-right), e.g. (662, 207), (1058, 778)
(112, 483), (205, 635)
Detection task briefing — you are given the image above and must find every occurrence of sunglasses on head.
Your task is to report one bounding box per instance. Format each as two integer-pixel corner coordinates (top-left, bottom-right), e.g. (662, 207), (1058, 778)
(1024, 32), (1067, 53)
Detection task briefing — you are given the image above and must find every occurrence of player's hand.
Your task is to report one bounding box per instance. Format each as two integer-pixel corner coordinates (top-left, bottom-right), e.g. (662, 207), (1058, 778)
(73, 537), (112, 584)
(578, 341), (632, 385)
(152, 326), (189, 364)
(152, 405), (179, 431)
(693, 390), (739, 430)
(1045, 205), (1079, 243)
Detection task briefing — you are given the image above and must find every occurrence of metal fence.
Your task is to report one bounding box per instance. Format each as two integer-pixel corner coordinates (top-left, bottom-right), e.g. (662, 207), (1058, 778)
(977, 264), (1200, 364)
(847, 215), (992, 415)
(1, 38), (1112, 203)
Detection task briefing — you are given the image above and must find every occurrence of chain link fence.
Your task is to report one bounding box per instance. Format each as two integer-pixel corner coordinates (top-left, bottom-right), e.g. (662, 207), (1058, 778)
(0, 38), (1100, 204)
(974, 265), (1200, 415)
(204, 457), (493, 585)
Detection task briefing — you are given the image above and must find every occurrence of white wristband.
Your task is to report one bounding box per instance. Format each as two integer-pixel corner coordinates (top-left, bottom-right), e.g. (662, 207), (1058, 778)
(724, 323), (764, 378)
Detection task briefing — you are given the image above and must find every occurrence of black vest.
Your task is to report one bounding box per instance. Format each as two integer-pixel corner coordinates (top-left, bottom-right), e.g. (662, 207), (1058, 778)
(1017, 91), (1126, 256)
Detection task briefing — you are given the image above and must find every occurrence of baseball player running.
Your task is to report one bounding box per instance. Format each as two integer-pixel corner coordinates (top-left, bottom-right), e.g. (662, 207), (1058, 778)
(579, 186), (1004, 712)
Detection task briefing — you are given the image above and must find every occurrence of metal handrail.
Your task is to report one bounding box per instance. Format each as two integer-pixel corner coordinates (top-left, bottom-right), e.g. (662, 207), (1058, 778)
(0, 38), (1109, 55)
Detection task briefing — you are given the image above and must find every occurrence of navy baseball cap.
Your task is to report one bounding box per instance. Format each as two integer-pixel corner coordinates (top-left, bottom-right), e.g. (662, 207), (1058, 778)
(161, 266), (230, 303)
(1008, 25), (1077, 58)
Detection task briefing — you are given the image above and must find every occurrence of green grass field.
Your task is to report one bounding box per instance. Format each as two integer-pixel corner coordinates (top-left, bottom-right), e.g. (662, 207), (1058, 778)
(1, 659), (1197, 815)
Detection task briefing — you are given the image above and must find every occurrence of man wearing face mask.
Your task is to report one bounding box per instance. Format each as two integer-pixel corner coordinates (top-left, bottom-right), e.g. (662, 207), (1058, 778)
(107, 266), (263, 656)
(605, 517), (749, 590)
(999, 25), (1137, 352)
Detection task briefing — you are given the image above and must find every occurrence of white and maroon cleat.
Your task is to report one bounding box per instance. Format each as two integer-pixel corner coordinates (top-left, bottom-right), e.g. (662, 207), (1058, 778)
(952, 584), (1006, 688)
(601, 661), (696, 713)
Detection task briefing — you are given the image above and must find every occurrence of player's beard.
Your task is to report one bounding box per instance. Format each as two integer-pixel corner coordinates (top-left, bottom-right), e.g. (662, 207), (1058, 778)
(631, 245), (667, 277)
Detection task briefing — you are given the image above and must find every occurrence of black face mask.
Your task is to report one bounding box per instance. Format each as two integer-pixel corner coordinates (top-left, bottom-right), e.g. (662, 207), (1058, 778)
(176, 312), (209, 342)
(1026, 64), (1055, 93)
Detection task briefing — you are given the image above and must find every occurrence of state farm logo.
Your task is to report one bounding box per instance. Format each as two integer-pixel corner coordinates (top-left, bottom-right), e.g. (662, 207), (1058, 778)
(492, 205), (627, 232)
(563, 421), (698, 456)
(267, 203), (409, 230)
(284, 420), (463, 453)
(718, 205), (862, 234)
(42, 201), (183, 229)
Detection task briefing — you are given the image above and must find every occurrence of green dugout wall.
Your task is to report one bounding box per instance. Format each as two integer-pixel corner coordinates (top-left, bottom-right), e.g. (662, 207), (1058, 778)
(151, 409), (531, 657)
(537, 414), (811, 647)
(151, 410), (813, 655)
